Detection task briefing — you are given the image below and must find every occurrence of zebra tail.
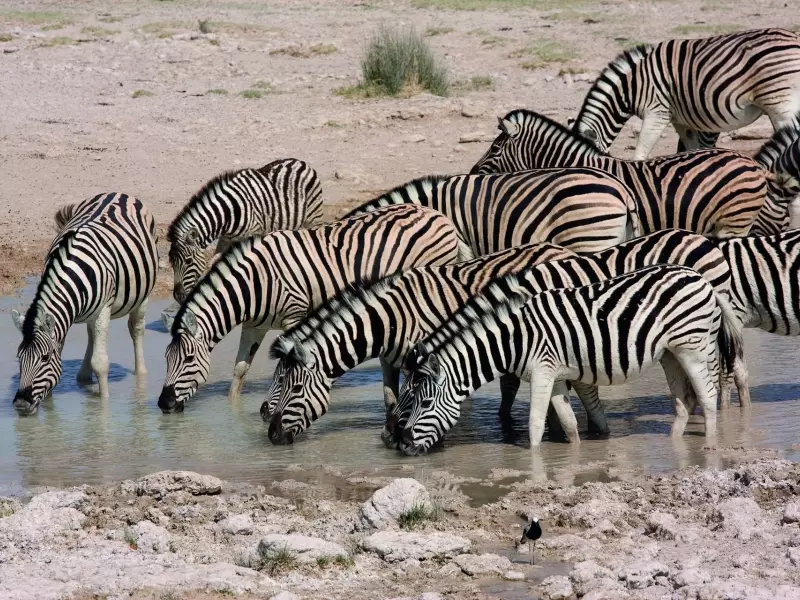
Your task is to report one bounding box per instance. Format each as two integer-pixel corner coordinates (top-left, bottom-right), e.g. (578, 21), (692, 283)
(714, 291), (745, 379)
(54, 203), (78, 232)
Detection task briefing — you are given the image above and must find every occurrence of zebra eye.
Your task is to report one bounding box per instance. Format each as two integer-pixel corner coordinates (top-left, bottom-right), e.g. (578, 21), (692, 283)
(41, 352), (51, 362)
(421, 398), (434, 410)
(291, 384), (303, 394)
(184, 353), (195, 364)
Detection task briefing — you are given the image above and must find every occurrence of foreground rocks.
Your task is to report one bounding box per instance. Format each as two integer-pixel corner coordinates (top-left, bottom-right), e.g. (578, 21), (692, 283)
(2, 460), (800, 599)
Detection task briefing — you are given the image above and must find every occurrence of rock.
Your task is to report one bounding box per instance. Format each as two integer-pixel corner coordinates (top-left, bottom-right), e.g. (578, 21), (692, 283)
(582, 590), (630, 600)
(419, 593), (444, 600)
(784, 501), (800, 524)
(504, 570), (526, 581)
(540, 575), (574, 600)
(589, 518), (620, 538)
(573, 72), (594, 82)
(221, 513), (253, 535)
(144, 507), (169, 527)
(459, 132), (495, 143)
(269, 593), (300, 600)
(361, 530), (471, 562)
(569, 560), (616, 595)
(359, 478), (431, 530)
(4, 46), (19, 54)
(132, 520), (171, 554)
(460, 103), (483, 118)
(395, 558), (424, 578)
(171, 32), (193, 41)
(437, 562), (463, 577)
(563, 499), (629, 528)
(788, 547), (800, 567)
(453, 553), (512, 576)
(402, 134), (426, 144)
(672, 568), (711, 587)
(619, 561), (669, 589)
(135, 471), (222, 498)
(258, 534), (348, 564)
(646, 512), (678, 540)
(0, 491), (86, 548)
(710, 497), (763, 540)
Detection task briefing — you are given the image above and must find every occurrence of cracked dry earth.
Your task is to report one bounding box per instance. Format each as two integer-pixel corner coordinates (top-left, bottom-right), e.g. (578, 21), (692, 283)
(1, 459), (800, 599)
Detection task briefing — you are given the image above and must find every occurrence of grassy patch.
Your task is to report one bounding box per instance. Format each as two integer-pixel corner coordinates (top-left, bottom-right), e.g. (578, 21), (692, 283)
(398, 503), (443, 530)
(195, 20), (268, 35)
(207, 88), (228, 95)
(453, 74), (493, 92)
(424, 26), (454, 36)
(40, 36), (78, 47)
(241, 89), (265, 99)
(411, 0), (589, 9)
(481, 35), (507, 48)
(124, 528), (138, 550)
(613, 36), (649, 48)
(671, 23), (742, 36)
(558, 66), (590, 76)
(160, 591), (179, 600)
(259, 544), (298, 575)
(81, 26), (118, 37)
(0, 33), (12, 42)
(141, 21), (187, 38)
(316, 553), (355, 569)
(270, 43), (337, 58)
(544, 9), (603, 22)
(325, 120), (342, 128)
(98, 15), (123, 23)
(346, 25), (449, 98)
(132, 89), (154, 98)
(0, 11), (71, 27)
(251, 80), (278, 93)
(511, 39), (577, 69)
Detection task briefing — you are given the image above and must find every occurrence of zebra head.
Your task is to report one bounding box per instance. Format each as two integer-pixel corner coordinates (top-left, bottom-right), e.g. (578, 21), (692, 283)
(263, 345), (333, 445)
(395, 343), (458, 456)
(159, 309), (211, 413)
(169, 228), (205, 303)
(12, 309), (63, 415)
(470, 116), (525, 174)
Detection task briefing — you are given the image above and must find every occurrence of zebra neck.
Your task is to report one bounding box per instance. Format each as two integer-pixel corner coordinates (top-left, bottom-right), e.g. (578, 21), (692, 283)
(175, 203), (233, 249)
(749, 188), (790, 236)
(28, 275), (77, 346)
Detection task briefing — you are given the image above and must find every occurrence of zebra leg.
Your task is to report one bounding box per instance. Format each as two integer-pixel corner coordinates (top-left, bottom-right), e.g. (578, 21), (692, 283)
(673, 351), (718, 439)
(499, 373), (521, 418)
(661, 353), (692, 438)
(90, 306), (112, 399)
(229, 324), (268, 401)
(572, 381), (610, 437)
(634, 110), (672, 160)
(528, 371), (556, 446)
(673, 123), (699, 153)
(77, 323), (94, 384)
(546, 401), (567, 442)
(697, 131), (720, 149)
(734, 354), (752, 409)
(380, 358), (400, 410)
(548, 382), (580, 444)
(127, 299), (148, 376)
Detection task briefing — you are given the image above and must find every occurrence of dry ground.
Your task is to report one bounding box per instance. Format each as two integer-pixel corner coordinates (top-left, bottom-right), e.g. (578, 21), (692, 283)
(0, 0), (796, 296)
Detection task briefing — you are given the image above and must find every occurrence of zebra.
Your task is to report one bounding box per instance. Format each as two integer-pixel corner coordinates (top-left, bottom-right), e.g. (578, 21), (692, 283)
(265, 229), (743, 446)
(393, 264), (743, 456)
(344, 169), (642, 257)
(11, 193), (158, 415)
(167, 158), (322, 303)
(472, 108), (785, 238)
(749, 120), (800, 235)
(157, 204), (459, 412)
(571, 29), (800, 159)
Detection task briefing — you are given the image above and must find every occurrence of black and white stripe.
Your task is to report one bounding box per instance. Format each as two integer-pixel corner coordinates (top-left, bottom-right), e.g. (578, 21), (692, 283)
(472, 108), (771, 237)
(157, 204), (459, 413)
(11, 193), (158, 414)
(265, 230), (741, 445)
(394, 264), (743, 455)
(345, 170), (642, 256)
(573, 29), (800, 159)
(167, 158), (322, 302)
(749, 121), (800, 235)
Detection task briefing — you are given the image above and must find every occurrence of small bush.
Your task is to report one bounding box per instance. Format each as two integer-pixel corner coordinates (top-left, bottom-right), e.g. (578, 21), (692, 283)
(512, 40), (577, 69)
(0, 33), (12, 42)
(481, 35), (507, 47)
(40, 36), (77, 47)
(98, 15), (122, 23)
(316, 555), (331, 568)
(160, 591), (179, 600)
(398, 503), (443, 530)
(141, 21), (186, 38)
(259, 544), (297, 575)
(325, 120), (342, 128)
(199, 19), (213, 34)
(411, 0), (589, 8)
(82, 26), (118, 37)
(241, 89), (263, 99)
(207, 88), (228, 95)
(132, 89), (153, 98)
(452, 75), (493, 92)
(0, 11), (70, 26)
(124, 528), (138, 550)
(356, 26), (449, 97)
(424, 26), (453, 37)
(251, 80), (277, 91)
(209, 38), (220, 46)
(334, 554), (356, 568)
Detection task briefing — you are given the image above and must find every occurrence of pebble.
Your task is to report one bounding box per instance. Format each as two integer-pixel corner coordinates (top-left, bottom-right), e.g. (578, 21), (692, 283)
(783, 501), (800, 524)
(458, 132), (494, 143)
(4, 46), (19, 54)
(504, 570), (525, 581)
(402, 134), (426, 144)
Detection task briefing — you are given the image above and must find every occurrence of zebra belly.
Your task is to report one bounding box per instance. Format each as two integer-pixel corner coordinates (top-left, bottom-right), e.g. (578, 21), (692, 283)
(557, 347), (664, 387)
(671, 105), (762, 133)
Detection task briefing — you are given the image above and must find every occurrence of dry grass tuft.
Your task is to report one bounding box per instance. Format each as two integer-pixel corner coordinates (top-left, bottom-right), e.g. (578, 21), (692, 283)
(270, 43), (337, 58)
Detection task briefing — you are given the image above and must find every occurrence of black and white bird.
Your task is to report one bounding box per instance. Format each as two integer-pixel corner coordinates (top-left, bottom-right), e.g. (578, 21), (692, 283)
(520, 517), (542, 565)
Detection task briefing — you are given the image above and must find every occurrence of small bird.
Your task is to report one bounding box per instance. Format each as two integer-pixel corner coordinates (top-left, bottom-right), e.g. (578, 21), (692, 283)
(520, 517), (542, 565)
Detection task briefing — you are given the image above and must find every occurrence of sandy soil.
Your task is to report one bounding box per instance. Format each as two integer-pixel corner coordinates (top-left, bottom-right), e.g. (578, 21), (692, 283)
(0, 0), (793, 297)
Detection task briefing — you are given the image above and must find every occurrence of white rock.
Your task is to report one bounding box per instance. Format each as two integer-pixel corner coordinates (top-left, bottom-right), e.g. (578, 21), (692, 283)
(672, 568), (711, 588)
(459, 132), (495, 144)
(4, 46), (19, 54)
(504, 570), (526, 581)
(646, 512), (678, 540)
(570, 560), (616, 596)
(135, 471), (222, 498)
(784, 501), (800, 524)
(788, 547), (800, 567)
(582, 590), (630, 600)
(258, 534), (347, 564)
(419, 594), (444, 600)
(619, 561), (669, 589)
(460, 103), (483, 118)
(402, 134), (426, 143)
(438, 562), (463, 577)
(711, 497), (763, 540)
(132, 520), (171, 554)
(453, 552), (512, 575)
(221, 513), (254, 535)
(145, 507), (169, 527)
(359, 478), (431, 530)
(361, 530), (471, 562)
(540, 575), (574, 600)
(269, 592), (300, 600)
(0, 491), (86, 548)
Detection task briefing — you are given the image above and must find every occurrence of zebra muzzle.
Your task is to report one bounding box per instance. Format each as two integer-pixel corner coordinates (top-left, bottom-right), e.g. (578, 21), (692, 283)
(259, 400), (271, 422)
(13, 388), (38, 415)
(158, 386), (184, 413)
(267, 413), (295, 445)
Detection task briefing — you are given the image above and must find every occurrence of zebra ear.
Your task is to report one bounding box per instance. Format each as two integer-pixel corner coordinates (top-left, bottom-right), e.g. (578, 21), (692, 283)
(567, 117), (576, 127)
(581, 127), (598, 142)
(405, 341), (429, 371)
(11, 309), (24, 333)
(419, 353), (444, 383)
(498, 118), (520, 138)
(161, 311), (175, 333)
(183, 310), (200, 339)
(40, 312), (56, 337)
(186, 229), (202, 246)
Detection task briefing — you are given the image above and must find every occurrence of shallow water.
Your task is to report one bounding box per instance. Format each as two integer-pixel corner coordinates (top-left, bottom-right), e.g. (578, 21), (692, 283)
(1, 281), (800, 496)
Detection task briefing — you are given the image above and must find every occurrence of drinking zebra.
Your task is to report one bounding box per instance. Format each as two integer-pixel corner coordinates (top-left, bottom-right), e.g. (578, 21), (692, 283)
(572, 29), (800, 159)
(344, 169), (642, 257)
(472, 108), (798, 237)
(393, 264), (743, 455)
(157, 204), (459, 411)
(748, 122), (800, 235)
(265, 230), (743, 446)
(11, 193), (158, 415)
(167, 158), (322, 303)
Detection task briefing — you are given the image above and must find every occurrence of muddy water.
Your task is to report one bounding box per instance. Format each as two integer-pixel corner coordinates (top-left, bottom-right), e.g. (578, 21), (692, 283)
(1, 282), (800, 495)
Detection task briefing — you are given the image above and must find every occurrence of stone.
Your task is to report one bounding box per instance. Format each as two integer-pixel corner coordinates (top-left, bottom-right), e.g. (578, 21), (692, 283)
(395, 558), (424, 578)
(361, 530), (471, 562)
(144, 507), (169, 527)
(710, 497), (763, 541)
(582, 590), (630, 600)
(438, 562), (463, 577)
(402, 134), (426, 143)
(460, 103), (483, 118)
(540, 575), (574, 600)
(564, 499), (629, 528)
(419, 593), (444, 600)
(359, 478), (431, 530)
(453, 553), (512, 576)
(784, 501), (800, 524)
(221, 513), (253, 535)
(258, 534), (348, 564)
(0, 491), (87, 548)
(132, 520), (171, 554)
(619, 561), (669, 589)
(788, 547), (800, 567)
(135, 471), (222, 498)
(570, 560), (616, 596)
(504, 570), (526, 581)
(646, 511), (678, 540)
(4, 46), (19, 54)
(269, 593), (300, 600)
(672, 568), (711, 588)
(459, 132), (495, 144)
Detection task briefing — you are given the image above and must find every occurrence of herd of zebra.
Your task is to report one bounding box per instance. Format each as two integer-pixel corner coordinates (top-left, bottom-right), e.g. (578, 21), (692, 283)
(11, 28), (800, 456)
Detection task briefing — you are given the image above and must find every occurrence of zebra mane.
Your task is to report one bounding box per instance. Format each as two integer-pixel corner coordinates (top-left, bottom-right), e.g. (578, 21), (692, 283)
(167, 169), (254, 243)
(754, 114), (800, 171)
(21, 230), (80, 343)
(269, 272), (404, 364)
(503, 109), (603, 153)
(343, 174), (452, 218)
(54, 203), (79, 232)
(578, 44), (652, 118)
